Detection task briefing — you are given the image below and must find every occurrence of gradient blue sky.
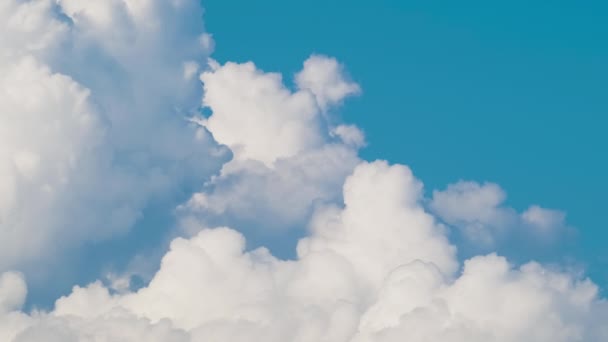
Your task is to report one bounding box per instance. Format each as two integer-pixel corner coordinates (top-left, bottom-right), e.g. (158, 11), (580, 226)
(203, 0), (607, 287)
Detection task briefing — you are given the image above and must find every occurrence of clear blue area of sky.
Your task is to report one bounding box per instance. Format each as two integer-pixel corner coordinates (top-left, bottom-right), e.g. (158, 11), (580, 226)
(202, 0), (608, 288)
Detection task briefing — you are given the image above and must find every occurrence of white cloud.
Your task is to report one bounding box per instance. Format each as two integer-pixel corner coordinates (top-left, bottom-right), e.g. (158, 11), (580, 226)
(1, 162), (606, 342)
(180, 144), (359, 231)
(299, 161), (458, 288)
(0, 0), (66, 62)
(200, 60), (323, 166)
(0, 272), (26, 314)
(430, 182), (510, 225)
(331, 124), (366, 148)
(430, 181), (570, 249)
(1, 2), (606, 341)
(0, 0), (228, 271)
(522, 205), (566, 231)
(295, 54), (361, 111)
(353, 253), (608, 342)
(186, 57), (362, 231)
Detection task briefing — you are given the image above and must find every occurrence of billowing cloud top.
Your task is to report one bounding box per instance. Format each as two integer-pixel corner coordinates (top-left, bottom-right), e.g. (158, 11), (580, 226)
(0, 1), (606, 341)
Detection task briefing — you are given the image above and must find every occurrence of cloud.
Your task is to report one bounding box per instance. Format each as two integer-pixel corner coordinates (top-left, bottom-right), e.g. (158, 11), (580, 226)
(201, 57), (327, 166)
(1, 162), (607, 341)
(183, 56), (362, 231)
(353, 253), (607, 342)
(430, 181), (571, 253)
(0, 272), (26, 314)
(1, 1), (606, 341)
(0, 0), (228, 272)
(295, 54), (361, 111)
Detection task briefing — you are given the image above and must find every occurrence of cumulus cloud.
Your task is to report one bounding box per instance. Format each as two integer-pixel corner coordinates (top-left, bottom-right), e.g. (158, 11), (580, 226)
(182, 56), (362, 231)
(0, 272), (27, 314)
(430, 181), (571, 252)
(199, 55), (360, 166)
(1, 1), (606, 341)
(0, 0), (227, 271)
(1, 162), (607, 341)
(295, 54), (361, 111)
(200, 60), (324, 166)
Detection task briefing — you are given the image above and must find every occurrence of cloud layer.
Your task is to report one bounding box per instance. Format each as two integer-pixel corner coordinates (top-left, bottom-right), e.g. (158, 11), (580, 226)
(0, 1), (606, 341)
(1, 162), (607, 341)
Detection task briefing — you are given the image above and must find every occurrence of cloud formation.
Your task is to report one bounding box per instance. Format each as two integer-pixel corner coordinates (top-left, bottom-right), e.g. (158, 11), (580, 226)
(0, 1), (606, 341)
(430, 181), (573, 259)
(1, 162), (607, 341)
(181, 56), (362, 231)
(0, 0), (227, 270)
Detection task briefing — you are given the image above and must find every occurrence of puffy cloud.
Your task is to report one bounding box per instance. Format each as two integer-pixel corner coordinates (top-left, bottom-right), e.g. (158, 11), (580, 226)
(0, 0), (228, 272)
(299, 161), (458, 288)
(0, 56), (109, 267)
(1, 162), (607, 342)
(180, 144), (359, 232)
(522, 205), (567, 231)
(331, 124), (366, 148)
(0, 272), (27, 314)
(200, 60), (322, 166)
(184, 57), (362, 231)
(295, 54), (361, 111)
(200, 55), (357, 166)
(7, 312), (190, 342)
(353, 254), (608, 342)
(1, 1), (606, 341)
(430, 181), (571, 251)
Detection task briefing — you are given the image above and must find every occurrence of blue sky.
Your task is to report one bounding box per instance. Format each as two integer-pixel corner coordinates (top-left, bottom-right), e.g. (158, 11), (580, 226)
(205, 0), (608, 287)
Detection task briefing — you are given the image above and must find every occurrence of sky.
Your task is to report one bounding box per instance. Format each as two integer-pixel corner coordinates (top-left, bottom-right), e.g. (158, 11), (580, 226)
(0, 0), (607, 341)
(204, 0), (608, 285)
